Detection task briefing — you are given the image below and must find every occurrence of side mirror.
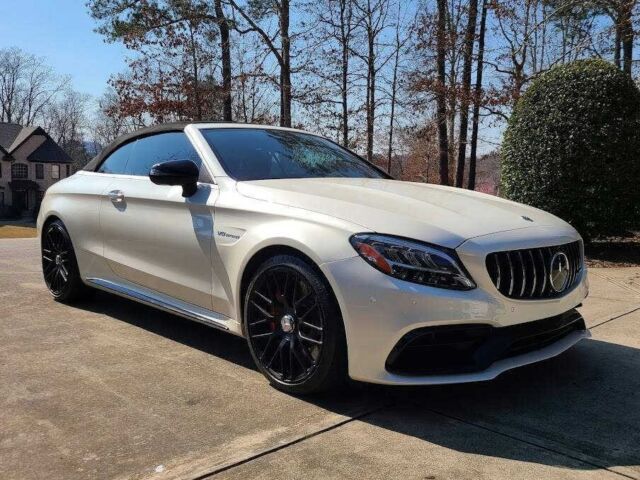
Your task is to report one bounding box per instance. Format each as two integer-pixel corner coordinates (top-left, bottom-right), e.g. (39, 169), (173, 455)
(149, 160), (199, 197)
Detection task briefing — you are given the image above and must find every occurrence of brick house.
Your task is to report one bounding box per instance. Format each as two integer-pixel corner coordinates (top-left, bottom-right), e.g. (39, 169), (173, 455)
(0, 123), (73, 217)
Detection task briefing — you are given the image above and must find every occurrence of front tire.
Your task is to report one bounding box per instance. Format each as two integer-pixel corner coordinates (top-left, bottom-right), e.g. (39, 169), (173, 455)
(244, 254), (347, 394)
(41, 219), (92, 303)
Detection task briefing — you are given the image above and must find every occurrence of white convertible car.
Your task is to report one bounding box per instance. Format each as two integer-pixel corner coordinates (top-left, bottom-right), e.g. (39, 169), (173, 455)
(37, 123), (590, 393)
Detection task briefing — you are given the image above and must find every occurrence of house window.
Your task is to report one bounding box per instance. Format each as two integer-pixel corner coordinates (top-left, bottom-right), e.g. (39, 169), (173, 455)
(0, 191), (4, 207)
(66, 164), (71, 176)
(36, 164), (44, 179)
(11, 163), (28, 179)
(51, 165), (60, 179)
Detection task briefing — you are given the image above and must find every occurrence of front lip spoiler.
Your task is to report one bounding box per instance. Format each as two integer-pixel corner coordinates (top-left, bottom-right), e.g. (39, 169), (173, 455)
(361, 329), (591, 386)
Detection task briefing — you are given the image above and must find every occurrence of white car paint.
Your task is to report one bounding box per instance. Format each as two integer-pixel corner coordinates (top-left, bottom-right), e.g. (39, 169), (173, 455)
(37, 123), (589, 385)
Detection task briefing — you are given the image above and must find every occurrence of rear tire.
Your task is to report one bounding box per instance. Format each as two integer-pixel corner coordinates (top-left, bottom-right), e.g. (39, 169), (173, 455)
(41, 219), (93, 303)
(244, 254), (347, 394)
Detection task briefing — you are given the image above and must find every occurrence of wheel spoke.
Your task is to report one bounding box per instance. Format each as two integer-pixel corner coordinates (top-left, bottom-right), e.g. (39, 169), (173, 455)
(269, 271), (281, 299)
(250, 300), (274, 319)
(298, 301), (317, 320)
(279, 339), (287, 379)
(249, 318), (268, 327)
(259, 335), (277, 362)
(267, 337), (287, 369)
(301, 321), (323, 331)
(297, 338), (317, 365)
(44, 265), (57, 281)
(253, 290), (273, 305)
(282, 272), (290, 305)
(288, 336), (294, 380)
(251, 331), (272, 339)
(291, 337), (310, 369)
(294, 291), (312, 308)
(299, 332), (322, 345)
(292, 274), (298, 305)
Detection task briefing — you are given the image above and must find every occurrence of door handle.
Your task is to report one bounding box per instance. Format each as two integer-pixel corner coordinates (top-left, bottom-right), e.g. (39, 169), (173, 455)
(108, 190), (125, 204)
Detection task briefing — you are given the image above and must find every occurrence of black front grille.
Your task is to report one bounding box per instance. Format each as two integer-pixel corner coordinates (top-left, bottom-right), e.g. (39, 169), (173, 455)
(486, 241), (583, 300)
(385, 309), (585, 376)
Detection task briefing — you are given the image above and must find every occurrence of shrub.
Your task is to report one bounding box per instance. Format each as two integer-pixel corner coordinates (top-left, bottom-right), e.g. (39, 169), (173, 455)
(501, 59), (640, 240)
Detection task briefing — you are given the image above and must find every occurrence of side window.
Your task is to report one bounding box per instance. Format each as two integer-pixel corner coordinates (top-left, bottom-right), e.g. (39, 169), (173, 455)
(125, 132), (201, 177)
(97, 141), (135, 174)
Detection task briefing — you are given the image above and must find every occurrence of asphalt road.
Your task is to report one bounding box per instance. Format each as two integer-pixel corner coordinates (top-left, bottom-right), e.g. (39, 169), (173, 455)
(1, 238), (639, 480)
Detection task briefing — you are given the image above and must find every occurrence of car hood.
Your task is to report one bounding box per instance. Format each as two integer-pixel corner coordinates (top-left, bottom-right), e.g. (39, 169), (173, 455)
(236, 178), (572, 248)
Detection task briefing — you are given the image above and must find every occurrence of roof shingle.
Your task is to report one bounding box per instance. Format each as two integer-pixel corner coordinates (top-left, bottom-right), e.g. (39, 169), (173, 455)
(0, 122), (72, 163)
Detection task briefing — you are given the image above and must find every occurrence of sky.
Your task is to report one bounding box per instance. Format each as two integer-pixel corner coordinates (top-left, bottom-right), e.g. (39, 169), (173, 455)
(0, 0), (128, 98)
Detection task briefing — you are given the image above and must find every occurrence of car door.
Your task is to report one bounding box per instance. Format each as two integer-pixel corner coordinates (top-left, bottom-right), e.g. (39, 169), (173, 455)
(100, 131), (218, 310)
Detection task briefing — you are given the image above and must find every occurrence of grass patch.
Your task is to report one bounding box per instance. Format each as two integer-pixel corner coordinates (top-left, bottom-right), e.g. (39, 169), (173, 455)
(0, 224), (37, 239)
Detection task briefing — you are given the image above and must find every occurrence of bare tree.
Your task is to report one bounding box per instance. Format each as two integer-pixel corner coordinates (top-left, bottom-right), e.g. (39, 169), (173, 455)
(228, 0), (293, 127)
(468, 0), (488, 190)
(312, 0), (357, 145)
(0, 48), (68, 125)
(353, 0), (391, 162)
(232, 36), (279, 123)
(454, 0), (479, 187)
(386, 3), (409, 172)
(600, 0), (637, 74)
(94, 90), (142, 145)
(215, 0), (233, 120)
(436, 0), (450, 185)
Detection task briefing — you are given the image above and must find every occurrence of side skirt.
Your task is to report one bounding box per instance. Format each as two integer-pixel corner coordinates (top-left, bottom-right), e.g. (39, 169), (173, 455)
(86, 277), (232, 332)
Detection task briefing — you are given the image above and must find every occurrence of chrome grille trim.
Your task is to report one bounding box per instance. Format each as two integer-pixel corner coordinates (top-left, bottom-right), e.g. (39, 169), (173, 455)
(486, 241), (583, 300)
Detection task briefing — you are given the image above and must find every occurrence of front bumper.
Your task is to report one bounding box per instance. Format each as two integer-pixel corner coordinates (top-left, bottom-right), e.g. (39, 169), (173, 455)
(320, 227), (589, 385)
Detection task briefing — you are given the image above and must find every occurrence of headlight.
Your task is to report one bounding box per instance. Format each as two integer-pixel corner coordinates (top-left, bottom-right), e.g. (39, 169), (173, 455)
(349, 233), (476, 290)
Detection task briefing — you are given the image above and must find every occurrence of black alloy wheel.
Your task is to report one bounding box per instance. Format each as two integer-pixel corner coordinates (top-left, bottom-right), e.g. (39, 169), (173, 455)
(244, 255), (346, 394)
(41, 220), (91, 302)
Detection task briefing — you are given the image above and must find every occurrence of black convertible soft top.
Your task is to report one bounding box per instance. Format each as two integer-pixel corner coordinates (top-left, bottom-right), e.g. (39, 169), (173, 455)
(83, 122), (190, 172)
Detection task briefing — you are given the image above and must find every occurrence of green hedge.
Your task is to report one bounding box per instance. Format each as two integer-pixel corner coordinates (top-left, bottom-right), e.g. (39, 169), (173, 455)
(501, 59), (640, 240)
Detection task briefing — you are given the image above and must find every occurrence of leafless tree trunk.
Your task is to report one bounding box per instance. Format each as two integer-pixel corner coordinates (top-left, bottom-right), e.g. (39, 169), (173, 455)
(468, 0), (487, 191)
(436, 0), (450, 185)
(365, 16), (376, 162)
(386, 20), (401, 173)
(306, 0), (356, 144)
(614, 21), (622, 67)
(339, 0), (353, 146)
(454, 0), (479, 187)
(229, 0), (292, 127)
(187, 22), (203, 120)
(354, 0), (390, 163)
(215, 0), (233, 121)
(620, 0), (634, 75)
(280, 0), (292, 127)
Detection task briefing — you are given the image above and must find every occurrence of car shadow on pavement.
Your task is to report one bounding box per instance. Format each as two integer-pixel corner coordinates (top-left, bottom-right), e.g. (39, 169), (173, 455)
(79, 291), (639, 474)
(356, 338), (640, 473)
(81, 290), (256, 371)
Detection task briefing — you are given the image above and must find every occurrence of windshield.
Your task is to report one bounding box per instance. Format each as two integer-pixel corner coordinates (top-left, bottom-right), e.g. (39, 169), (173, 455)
(201, 128), (388, 181)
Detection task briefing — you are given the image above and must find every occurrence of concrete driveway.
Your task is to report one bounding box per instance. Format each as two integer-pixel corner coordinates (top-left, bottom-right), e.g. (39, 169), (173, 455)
(1, 238), (639, 480)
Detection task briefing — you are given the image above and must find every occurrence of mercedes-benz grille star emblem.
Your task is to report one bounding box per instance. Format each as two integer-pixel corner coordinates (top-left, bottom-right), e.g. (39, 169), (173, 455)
(549, 252), (571, 292)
